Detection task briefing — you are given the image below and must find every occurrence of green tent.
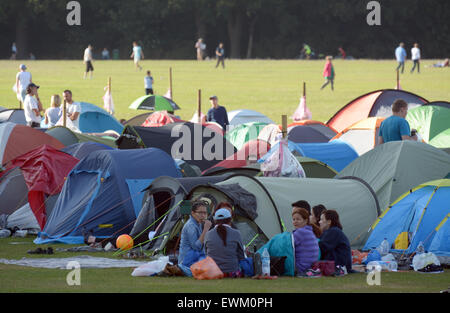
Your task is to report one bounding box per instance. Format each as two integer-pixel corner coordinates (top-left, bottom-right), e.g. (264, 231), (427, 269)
(225, 122), (268, 150)
(187, 175), (380, 249)
(336, 141), (450, 213)
(406, 105), (450, 148)
(129, 95), (180, 112)
(45, 126), (117, 148)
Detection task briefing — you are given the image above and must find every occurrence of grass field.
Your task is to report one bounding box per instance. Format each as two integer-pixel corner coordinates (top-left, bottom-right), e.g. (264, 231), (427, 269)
(1, 59), (449, 124)
(1, 59), (449, 294)
(0, 237), (449, 293)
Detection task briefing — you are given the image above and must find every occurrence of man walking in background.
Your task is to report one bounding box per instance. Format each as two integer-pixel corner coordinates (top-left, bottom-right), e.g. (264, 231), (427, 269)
(410, 43), (421, 73)
(131, 41), (144, 71)
(15, 64), (32, 105)
(83, 44), (94, 79)
(395, 42), (407, 74)
(215, 42), (225, 68)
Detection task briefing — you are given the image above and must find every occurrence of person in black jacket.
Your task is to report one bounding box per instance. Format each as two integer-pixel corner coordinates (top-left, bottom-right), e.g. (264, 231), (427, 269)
(318, 210), (352, 274)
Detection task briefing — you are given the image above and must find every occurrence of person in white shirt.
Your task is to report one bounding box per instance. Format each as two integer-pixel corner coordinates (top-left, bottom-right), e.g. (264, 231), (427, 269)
(44, 95), (62, 127)
(23, 83), (43, 128)
(63, 90), (81, 130)
(144, 70), (154, 95)
(130, 41), (144, 71)
(83, 45), (94, 79)
(410, 43), (421, 74)
(16, 64), (32, 104)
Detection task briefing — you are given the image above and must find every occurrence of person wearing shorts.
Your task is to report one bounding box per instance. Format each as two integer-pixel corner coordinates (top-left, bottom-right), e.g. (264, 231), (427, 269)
(131, 41), (144, 71)
(83, 44), (94, 79)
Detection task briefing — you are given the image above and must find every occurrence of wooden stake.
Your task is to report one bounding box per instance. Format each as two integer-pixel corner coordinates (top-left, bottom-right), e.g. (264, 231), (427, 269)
(63, 99), (67, 127)
(303, 81), (306, 97)
(169, 67), (173, 99)
(108, 77), (111, 95)
(281, 115), (287, 139)
(198, 89), (201, 123)
(396, 69), (399, 89)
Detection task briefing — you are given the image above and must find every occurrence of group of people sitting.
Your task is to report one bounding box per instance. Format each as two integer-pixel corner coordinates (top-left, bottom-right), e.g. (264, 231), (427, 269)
(161, 198), (353, 278)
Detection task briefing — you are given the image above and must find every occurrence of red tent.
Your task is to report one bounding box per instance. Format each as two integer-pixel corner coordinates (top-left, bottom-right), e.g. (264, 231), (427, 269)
(141, 111), (183, 127)
(326, 89), (428, 133)
(10, 145), (79, 229)
(0, 122), (64, 167)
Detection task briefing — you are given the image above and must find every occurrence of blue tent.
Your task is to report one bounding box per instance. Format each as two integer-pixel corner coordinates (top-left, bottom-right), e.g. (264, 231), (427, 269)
(364, 179), (450, 256)
(35, 148), (181, 244)
(259, 139), (358, 172)
(40, 102), (124, 134)
(62, 142), (115, 159)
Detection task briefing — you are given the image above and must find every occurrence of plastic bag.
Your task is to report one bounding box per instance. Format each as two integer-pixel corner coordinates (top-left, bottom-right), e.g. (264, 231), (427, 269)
(131, 256), (170, 277)
(261, 139), (306, 178)
(190, 256), (224, 280)
(412, 252), (440, 272)
(292, 96), (312, 121)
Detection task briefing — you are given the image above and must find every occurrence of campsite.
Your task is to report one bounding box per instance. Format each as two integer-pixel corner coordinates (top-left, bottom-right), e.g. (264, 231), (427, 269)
(1, 1), (450, 297)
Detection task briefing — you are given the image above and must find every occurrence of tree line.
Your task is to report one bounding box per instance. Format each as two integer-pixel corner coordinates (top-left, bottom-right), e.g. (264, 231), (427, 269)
(1, 0), (449, 60)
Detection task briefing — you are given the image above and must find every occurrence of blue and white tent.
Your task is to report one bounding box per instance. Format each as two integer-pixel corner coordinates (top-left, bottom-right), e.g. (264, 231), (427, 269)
(35, 148), (181, 244)
(364, 179), (450, 257)
(40, 102), (124, 134)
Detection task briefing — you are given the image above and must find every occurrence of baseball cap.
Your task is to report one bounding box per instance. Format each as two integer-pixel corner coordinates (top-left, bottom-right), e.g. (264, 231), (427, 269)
(209, 95), (218, 100)
(28, 83), (39, 89)
(20, 64), (27, 70)
(214, 208), (231, 220)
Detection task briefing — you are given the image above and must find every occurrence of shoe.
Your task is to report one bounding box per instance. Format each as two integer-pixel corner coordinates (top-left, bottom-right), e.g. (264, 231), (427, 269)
(333, 265), (347, 277)
(297, 268), (322, 278)
(27, 247), (44, 254)
(46, 247), (54, 255)
(163, 264), (184, 276)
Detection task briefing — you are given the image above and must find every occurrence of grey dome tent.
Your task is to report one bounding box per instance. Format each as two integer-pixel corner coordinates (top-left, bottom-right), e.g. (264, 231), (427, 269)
(336, 141), (450, 213)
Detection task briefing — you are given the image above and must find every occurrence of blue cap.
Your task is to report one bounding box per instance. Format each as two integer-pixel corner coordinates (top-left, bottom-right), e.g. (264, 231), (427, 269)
(214, 208), (231, 220)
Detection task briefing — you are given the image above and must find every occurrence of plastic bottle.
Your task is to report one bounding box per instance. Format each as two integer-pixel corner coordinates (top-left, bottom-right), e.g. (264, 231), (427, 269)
(416, 241), (425, 254)
(378, 238), (390, 256)
(261, 248), (271, 276)
(0, 229), (11, 238)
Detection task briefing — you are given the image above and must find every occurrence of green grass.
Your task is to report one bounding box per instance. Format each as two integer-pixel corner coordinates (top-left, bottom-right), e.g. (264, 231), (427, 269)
(1, 59), (449, 124)
(0, 237), (449, 293)
(1, 59), (449, 293)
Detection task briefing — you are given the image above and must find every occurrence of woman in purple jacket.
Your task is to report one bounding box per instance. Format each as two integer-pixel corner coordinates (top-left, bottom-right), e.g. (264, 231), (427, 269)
(292, 208), (320, 275)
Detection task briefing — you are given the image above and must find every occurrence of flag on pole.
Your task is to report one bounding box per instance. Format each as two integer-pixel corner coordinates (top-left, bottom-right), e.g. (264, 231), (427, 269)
(103, 85), (115, 115)
(292, 95), (312, 121)
(164, 88), (172, 99)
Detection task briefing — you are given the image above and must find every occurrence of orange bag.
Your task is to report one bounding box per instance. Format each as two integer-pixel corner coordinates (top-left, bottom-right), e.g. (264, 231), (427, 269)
(190, 257), (224, 280)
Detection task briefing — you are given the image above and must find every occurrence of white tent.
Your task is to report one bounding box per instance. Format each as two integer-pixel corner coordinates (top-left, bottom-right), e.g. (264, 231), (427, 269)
(227, 109), (274, 131)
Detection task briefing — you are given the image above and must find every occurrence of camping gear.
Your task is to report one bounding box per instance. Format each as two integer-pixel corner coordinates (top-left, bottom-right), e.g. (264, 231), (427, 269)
(327, 89), (428, 133)
(0, 122), (64, 167)
(288, 120), (337, 140)
(41, 102), (124, 134)
(287, 125), (330, 143)
(406, 105), (450, 148)
(62, 142), (114, 159)
(227, 110), (274, 131)
(337, 141), (450, 213)
(191, 256), (224, 280)
(46, 126), (117, 148)
(116, 122), (237, 171)
(0, 109), (27, 125)
(129, 95), (180, 112)
(259, 139), (306, 178)
(292, 95), (312, 121)
(331, 117), (385, 156)
(225, 122), (268, 150)
(364, 179), (450, 257)
(124, 113), (149, 126)
(131, 256), (171, 276)
(141, 111), (183, 127)
(35, 148), (181, 244)
(312, 260), (335, 276)
(412, 252), (441, 272)
(423, 101), (450, 109)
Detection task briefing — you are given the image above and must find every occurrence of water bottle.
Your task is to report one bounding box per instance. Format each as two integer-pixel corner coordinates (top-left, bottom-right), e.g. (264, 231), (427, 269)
(261, 248), (271, 276)
(378, 238), (390, 256)
(416, 241), (425, 254)
(0, 229), (11, 238)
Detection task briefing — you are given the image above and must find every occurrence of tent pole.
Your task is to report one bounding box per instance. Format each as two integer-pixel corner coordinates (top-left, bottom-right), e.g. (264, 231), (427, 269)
(169, 67), (173, 99)
(282, 115), (287, 139)
(108, 77), (111, 95)
(303, 81), (306, 97)
(63, 99), (67, 127)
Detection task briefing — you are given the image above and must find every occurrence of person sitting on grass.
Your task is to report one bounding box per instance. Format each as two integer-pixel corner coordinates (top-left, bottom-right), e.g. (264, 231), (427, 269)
(204, 208), (245, 278)
(318, 210), (352, 275)
(310, 204), (327, 232)
(292, 207), (320, 276)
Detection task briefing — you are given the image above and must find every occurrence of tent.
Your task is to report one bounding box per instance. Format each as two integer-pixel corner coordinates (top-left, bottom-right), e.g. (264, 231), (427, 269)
(10, 145), (79, 229)
(129, 95), (180, 111)
(225, 122), (268, 150)
(327, 89), (428, 133)
(141, 111), (183, 127)
(46, 126), (117, 148)
(184, 175), (380, 250)
(430, 129), (450, 149)
(61, 142), (114, 160)
(35, 148), (182, 244)
(0, 109), (27, 125)
(40, 102), (124, 134)
(227, 110), (274, 131)
(0, 122), (64, 167)
(287, 125), (330, 143)
(288, 120), (337, 140)
(263, 140), (358, 172)
(406, 105), (450, 148)
(423, 101), (450, 109)
(125, 113), (149, 126)
(129, 175), (232, 250)
(331, 117), (385, 156)
(257, 124), (282, 147)
(116, 122), (237, 171)
(336, 141), (450, 213)
(364, 179), (450, 257)
(0, 167), (28, 215)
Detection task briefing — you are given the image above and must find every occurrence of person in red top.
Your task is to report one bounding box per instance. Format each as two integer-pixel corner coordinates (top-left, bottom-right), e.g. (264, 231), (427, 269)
(320, 56), (335, 91)
(338, 47), (346, 59)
